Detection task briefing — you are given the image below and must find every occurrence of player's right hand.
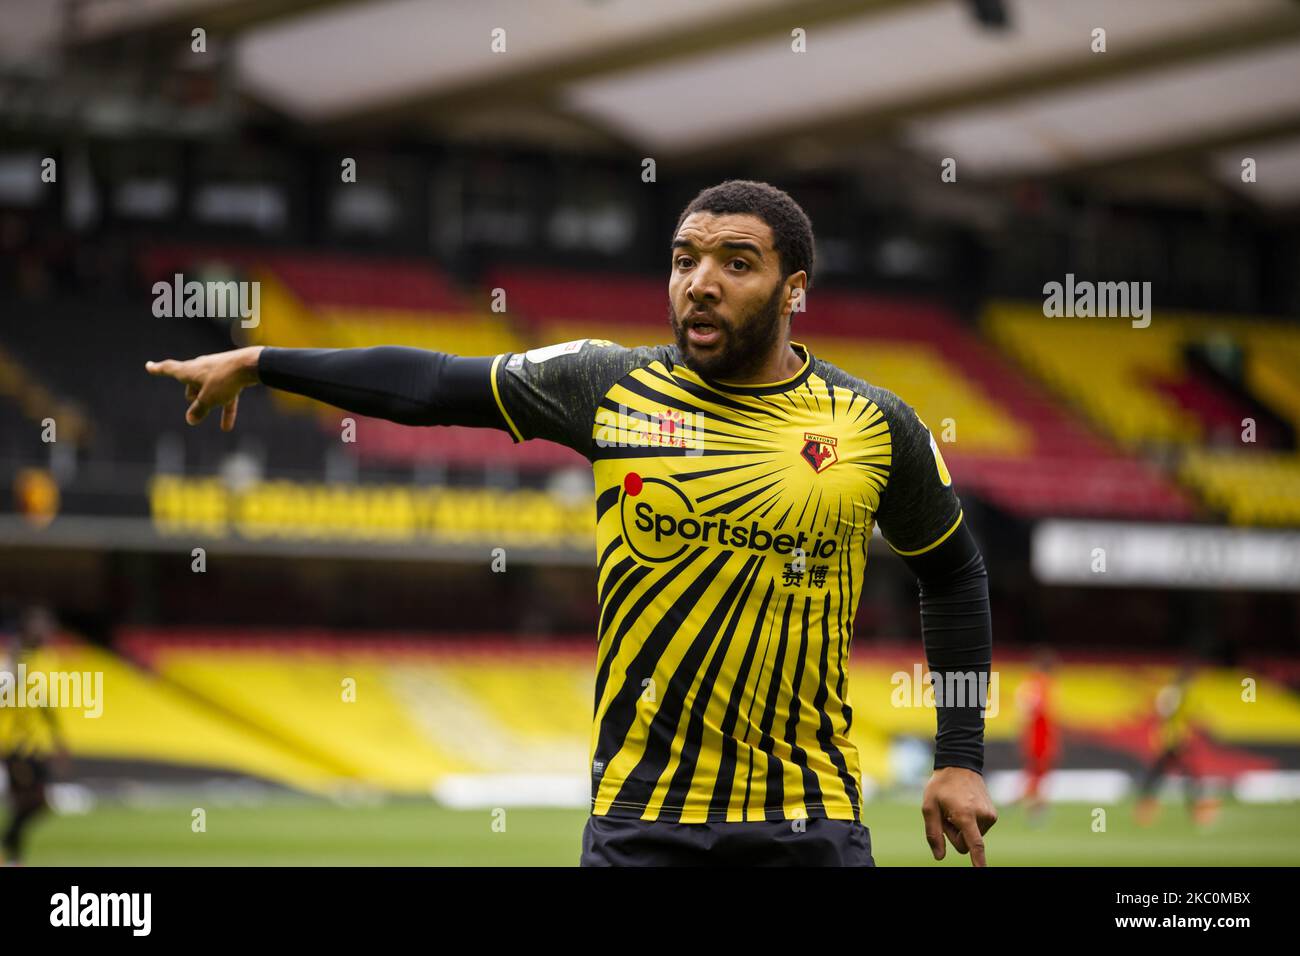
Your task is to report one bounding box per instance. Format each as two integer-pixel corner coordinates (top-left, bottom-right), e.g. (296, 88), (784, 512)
(922, 766), (998, 867)
(145, 345), (264, 431)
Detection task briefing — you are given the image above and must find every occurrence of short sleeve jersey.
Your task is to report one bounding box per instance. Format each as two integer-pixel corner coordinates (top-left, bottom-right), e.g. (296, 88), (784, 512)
(491, 338), (963, 822)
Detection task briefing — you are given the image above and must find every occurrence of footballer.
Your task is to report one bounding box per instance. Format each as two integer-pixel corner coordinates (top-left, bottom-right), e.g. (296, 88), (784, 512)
(147, 180), (997, 866)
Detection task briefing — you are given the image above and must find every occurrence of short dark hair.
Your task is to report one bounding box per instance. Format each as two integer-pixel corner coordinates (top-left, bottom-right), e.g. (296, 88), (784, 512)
(674, 180), (814, 290)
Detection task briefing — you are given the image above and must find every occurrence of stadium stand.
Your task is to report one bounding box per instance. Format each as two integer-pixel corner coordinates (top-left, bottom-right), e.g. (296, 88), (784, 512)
(2, 246), (1205, 518)
(63, 630), (1293, 796)
(986, 303), (1300, 526)
(238, 251), (582, 469)
(0, 297), (333, 481)
(1180, 450), (1300, 526)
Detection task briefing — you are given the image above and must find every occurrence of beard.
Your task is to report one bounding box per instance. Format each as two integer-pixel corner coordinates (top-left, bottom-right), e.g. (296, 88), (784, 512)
(668, 277), (787, 382)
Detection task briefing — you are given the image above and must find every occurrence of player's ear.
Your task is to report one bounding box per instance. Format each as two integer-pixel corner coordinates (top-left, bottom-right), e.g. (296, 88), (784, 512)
(784, 270), (808, 323)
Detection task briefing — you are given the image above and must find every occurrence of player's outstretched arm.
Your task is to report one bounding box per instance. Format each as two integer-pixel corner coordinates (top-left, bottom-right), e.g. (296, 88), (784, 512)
(146, 345), (508, 432)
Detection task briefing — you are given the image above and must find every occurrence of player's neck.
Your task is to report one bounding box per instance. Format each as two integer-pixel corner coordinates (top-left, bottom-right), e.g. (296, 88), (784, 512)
(715, 340), (805, 386)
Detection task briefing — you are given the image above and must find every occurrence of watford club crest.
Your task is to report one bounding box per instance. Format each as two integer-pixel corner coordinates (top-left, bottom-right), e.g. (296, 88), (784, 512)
(800, 432), (838, 473)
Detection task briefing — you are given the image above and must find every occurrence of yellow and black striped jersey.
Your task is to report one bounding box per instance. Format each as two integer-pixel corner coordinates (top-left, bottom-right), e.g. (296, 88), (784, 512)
(0, 645), (56, 757)
(491, 338), (963, 823)
(1153, 682), (1194, 751)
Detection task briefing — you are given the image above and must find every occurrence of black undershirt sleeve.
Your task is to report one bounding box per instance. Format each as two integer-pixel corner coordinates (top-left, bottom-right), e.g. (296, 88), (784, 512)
(897, 519), (993, 775)
(256, 346), (507, 430)
(865, 387), (991, 775)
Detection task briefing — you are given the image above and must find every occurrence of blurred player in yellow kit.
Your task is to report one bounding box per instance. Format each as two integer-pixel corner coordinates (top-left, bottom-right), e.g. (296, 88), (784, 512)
(1135, 663), (1219, 827)
(1, 606), (69, 865)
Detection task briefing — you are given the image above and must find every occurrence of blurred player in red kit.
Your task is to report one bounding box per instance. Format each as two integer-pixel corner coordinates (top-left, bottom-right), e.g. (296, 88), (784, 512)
(1017, 649), (1058, 823)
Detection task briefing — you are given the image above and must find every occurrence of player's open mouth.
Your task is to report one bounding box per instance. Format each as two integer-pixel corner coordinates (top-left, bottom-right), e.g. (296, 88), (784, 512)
(686, 321), (722, 346)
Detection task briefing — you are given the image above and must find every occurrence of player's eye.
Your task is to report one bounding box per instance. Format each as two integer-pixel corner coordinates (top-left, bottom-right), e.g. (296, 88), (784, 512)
(675, 255), (694, 269)
(728, 259), (750, 271)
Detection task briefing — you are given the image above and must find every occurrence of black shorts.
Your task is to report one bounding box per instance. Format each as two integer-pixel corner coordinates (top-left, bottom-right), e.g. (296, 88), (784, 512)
(3, 754), (49, 793)
(581, 814), (875, 867)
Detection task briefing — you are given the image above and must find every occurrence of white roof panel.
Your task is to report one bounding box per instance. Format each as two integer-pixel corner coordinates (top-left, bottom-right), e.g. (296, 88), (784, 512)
(561, 0), (1288, 152)
(907, 41), (1300, 174)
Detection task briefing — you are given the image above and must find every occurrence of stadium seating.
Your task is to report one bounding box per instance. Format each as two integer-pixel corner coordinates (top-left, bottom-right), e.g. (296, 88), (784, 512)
(0, 297), (333, 477)
(0, 246), (1222, 522)
(0, 344), (92, 466)
(1248, 346), (1300, 436)
(243, 257), (580, 468)
(139, 245), (468, 314)
(1179, 450), (1300, 526)
(68, 631), (1297, 795)
(20, 640), (344, 793)
(986, 303), (1300, 525)
(481, 266), (668, 329)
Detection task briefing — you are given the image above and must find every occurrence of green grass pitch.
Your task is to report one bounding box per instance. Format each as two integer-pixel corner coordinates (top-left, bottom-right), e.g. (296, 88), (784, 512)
(19, 798), (1300, 866)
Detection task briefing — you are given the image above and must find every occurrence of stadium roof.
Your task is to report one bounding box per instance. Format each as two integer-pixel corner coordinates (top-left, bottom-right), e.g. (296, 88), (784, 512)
(4, 0), (1300, 204)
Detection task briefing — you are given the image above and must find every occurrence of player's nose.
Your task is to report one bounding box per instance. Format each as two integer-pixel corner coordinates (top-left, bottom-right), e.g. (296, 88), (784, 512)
(686, 265), (722, 303)
(686, 287), (718, 307)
